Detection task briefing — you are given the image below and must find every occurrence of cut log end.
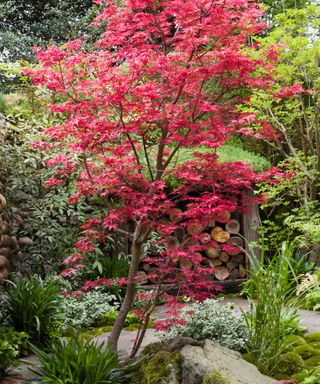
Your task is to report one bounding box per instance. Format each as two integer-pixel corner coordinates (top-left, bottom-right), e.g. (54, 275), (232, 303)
(225, 219), (240, 234)
(211, 226), (230, 243)
(219, 251), (230, 263)
(214, 266), (229, 281)
(205, 247), (220, 259)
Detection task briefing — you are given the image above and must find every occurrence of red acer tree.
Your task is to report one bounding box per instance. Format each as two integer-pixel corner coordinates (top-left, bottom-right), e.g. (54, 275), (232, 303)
(28, 0), (276, 353)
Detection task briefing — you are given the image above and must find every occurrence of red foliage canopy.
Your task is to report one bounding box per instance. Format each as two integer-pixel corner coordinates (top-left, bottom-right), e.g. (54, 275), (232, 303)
(27, 0), (276, 351)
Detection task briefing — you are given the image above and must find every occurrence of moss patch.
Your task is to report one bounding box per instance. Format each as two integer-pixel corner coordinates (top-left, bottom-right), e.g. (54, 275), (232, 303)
(202, 370), (229, 384)
(141, 342), (166, 356)
(305, 355), (320, 367)
(80, 326), (113, 340)
(294, 345), (319, 360)
(241, 352), (253, 363)
(140, 350), (182, 384)
(309, 342), (320, 350)
(274, 373), (291, 380)
(274, 352), (305, 376)
(305, 333), (320, 344)
(283, 335), (307, 351)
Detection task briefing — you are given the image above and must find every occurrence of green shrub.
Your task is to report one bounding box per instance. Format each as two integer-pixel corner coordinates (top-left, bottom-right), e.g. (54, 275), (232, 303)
(62, 287), (118, 329)
(0, 327), (29, 379)
(294, 345), (319, 360)
(98, 309), (147, 328)
(305, 333), (320, 344)
(282, 308), (307, 336)
(1, 275), (63, 344)
(0, 327), (29, 355)
(0, 340), (17, 379)
(156, 299), (248, 352)
(274, 352), (305, 376)
(97, 309), (119, 326)
(305, 287), (320, 311)
(30, 333), (134, 384)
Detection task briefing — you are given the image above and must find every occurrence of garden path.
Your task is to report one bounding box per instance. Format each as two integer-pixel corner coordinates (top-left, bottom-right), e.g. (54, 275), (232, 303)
(94, 298), (320, 356)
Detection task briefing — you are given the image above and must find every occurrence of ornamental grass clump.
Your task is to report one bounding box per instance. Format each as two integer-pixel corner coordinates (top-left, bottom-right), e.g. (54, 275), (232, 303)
(29, 333), (135, 384)
(1, 275), (63, 344)
(243, 241), (297, 376)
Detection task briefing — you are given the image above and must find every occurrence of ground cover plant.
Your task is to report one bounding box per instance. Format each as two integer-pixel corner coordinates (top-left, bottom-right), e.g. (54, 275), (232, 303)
(0, 327), (29, 379)
(268, 332), (320, 382)
(61, 287), (119, 329)
(155, 298), (248, 352)
(26, 0), (282, 355)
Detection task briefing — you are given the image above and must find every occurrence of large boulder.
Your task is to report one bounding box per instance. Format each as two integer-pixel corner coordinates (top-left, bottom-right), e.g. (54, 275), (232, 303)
(180, 340), (274, 384)
(140, 337), (275, 384)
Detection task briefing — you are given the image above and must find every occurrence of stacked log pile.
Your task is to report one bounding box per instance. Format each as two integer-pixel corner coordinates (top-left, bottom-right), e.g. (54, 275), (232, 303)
(0, 115), (35, 282)
(0, 184), (36, 284)
(0, 182), (13, 282)
(137, 211), (247, 284)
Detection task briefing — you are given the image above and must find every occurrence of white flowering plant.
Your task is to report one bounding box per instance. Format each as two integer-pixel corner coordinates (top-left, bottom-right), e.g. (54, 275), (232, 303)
(155, 298), (248, 352)
(62, 287), (119, 329)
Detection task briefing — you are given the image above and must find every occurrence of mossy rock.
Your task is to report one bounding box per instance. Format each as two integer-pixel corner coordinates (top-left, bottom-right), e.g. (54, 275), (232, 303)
(274, 352), (305, 376)
(305, 355), (320, 367)
(141, 337), (203, 356)
(305, 333), (320, 344)
(142, 342), (166, 356)
(140, 350), (182, 384)
(283, 335), (307, 351)
(294, 345), (319, 360)
(202, 370), (229, 384)
(309, 342), (320, 350)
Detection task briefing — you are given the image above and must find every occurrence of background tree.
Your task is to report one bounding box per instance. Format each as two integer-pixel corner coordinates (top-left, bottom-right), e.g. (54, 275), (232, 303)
(0, 0), (95, 62)
(240, 5), (320, 249)
(261, 0), (311, 27)
(28, 0), (275, 353)
(0, 0), (104, 93)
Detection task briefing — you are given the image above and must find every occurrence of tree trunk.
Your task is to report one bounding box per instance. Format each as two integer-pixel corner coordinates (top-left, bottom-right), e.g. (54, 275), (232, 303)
(108, 240), (142, 351)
